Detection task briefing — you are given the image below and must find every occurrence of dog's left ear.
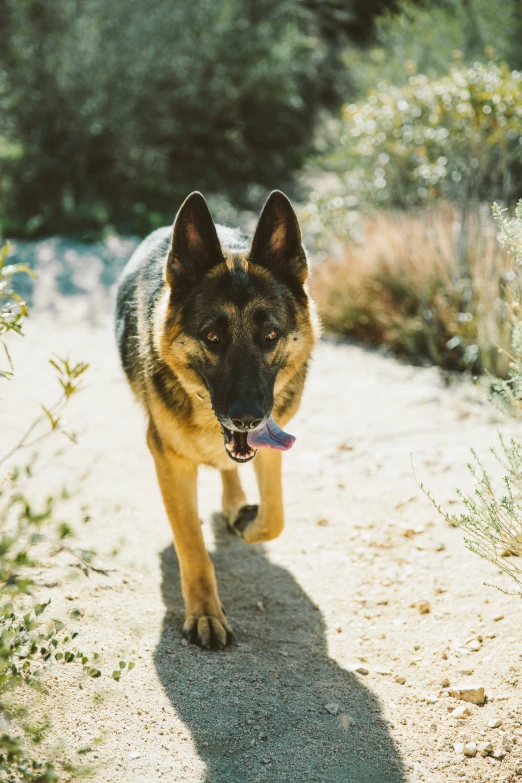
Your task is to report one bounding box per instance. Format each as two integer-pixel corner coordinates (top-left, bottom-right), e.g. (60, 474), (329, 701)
(249, 191), (308, 285)
(167, 192), (224, 288)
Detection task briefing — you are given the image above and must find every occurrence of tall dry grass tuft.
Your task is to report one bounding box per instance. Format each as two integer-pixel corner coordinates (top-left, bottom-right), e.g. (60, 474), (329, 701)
(311, 204), (516, 375)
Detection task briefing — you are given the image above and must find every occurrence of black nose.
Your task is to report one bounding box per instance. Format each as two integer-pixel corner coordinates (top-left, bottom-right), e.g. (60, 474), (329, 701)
(229, 401), (264, 431)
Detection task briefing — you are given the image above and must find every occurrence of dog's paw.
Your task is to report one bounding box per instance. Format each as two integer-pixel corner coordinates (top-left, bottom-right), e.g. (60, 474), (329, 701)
(183, 610), (235, 650)
(229, 504), (284, 544)
(229, 504), (259, 536)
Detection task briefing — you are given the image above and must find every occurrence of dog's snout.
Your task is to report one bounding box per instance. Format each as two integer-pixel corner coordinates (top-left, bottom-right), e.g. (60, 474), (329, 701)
(229, 401), (264, 431)
(231, 417), (263, 431)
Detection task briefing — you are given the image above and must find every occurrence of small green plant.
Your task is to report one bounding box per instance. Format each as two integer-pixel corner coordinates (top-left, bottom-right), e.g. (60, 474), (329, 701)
(424, 201), (522, 594)
(0, 241), (33, 379)
(0, 241), (94, 778)
(419, 438), (522, 595)
(489, 200), (522, 414)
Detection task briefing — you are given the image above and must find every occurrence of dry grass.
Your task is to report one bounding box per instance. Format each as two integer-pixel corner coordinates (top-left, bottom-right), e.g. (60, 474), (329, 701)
(311, 204), (516, 375)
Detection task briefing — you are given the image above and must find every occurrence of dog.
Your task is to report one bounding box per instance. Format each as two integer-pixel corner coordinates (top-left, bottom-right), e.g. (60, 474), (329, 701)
(115, 190), (318, 648)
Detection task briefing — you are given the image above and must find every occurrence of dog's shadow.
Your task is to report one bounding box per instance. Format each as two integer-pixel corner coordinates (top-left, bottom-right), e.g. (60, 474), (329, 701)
(154, 515), (406, 782)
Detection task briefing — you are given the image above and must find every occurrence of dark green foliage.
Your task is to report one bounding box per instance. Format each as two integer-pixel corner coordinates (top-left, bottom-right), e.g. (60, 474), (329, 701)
(0, 0), (365, 235)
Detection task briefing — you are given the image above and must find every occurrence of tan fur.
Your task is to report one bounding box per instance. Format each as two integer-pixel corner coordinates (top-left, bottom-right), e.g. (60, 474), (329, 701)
(119, 193), (321, 648)
(143, 269), (317, 646)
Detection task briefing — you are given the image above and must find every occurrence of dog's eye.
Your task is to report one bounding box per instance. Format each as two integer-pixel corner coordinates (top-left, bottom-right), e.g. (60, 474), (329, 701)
(265, 328), (279, 342)
(205, 330), (220, 344)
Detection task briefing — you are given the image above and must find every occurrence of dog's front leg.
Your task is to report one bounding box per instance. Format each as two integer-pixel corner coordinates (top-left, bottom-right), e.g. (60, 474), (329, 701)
(148, 426), (233, 649)
(231, 449), (285, 544)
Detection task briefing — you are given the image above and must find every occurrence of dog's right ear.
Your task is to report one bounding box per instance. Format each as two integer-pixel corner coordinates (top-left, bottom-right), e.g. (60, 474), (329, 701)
(167, 192), (224, 288)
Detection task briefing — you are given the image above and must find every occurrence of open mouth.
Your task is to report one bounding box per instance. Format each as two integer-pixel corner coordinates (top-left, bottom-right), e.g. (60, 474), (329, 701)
(222, 426), (258, 463)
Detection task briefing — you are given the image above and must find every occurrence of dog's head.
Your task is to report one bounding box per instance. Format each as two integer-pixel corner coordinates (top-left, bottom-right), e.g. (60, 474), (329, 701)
(160, 190), (317, 462)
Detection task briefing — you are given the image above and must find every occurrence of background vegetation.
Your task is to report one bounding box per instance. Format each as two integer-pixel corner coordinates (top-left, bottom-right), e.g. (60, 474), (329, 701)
(0, 0), (521, 370)
(303, 0), (522, 374)
(0, 0), (392, 236)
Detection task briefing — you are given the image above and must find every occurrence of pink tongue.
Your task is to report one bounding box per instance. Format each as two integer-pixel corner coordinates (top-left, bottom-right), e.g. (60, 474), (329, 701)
(247, 415), (296, 451)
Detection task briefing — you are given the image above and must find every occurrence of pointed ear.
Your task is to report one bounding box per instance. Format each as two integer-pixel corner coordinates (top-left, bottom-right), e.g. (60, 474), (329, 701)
(166, 192), (224, 287)
(249, 191), (308, 285)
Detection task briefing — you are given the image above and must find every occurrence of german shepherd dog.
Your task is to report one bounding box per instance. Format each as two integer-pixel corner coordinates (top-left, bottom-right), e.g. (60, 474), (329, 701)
(116, 191), (318, 649)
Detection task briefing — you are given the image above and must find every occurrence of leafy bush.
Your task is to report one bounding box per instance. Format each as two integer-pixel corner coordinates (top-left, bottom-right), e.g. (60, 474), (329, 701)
(345, 0), (522, 93)
(422, 437), (522, 595)
(424, 202), (522, 595)
(0, 0), (354, 235)
(490, 199), (522, 412)
(310, 204), (515, 374)
(317, 60), (522, 220)
(0, 243), (93, 778)
(0, 241), (32, 379)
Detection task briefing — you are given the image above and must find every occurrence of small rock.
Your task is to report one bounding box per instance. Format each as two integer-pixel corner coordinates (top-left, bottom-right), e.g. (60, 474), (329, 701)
(493, 748), (506, 759)
(449, 686), (486, 705)
(459, 668), (474, 676)
(441, 676), (451, 688)
(375, 667), (392, 676)
(338, 713), (353, 730)
(335, 624), (342, 633)
(478, 741), (494, 757)
(454, 742), (465, 755)
(180, 638), (188, 647)
(488, 718), (503, 728)
(395, 675), (406, 685)
(450, 705), (470, 719)
(465, 634), (483, 644)
(256, 601), (265, 612)
(325, 703), (339, 716)
(463, 742), (477, 757)
(493, 614), (504, 622)
(128, 752), (141, 759)
(259, 733), (267, 741)
(468, 640), (482, 652)
(356, 667), (369, 676)
(426, 695), (438, 704)
(417, 600), (431, 614)
(515, 764), (522, 774)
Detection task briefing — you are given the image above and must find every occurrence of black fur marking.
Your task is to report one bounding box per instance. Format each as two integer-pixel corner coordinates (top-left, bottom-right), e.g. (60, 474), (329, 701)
(230, 505), (259, 536)
(151, 362), (191, 416)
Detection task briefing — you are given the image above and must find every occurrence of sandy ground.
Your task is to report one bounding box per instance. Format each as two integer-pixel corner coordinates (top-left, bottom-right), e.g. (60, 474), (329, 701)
(1, 238), (522, 783)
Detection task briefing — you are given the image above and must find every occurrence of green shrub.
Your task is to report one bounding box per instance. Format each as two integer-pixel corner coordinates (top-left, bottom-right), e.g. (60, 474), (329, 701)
(425, 201), (522, 595)
(0, 243), (92, 777)
(316, 60), (522, 221)
(344, 0), (522, 93)
(490, 199), (522, 414)
(0, 0), (352, 235)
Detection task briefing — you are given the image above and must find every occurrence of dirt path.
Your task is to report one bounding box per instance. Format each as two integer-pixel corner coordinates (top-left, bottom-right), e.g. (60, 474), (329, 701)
(1, 243), (522, 782)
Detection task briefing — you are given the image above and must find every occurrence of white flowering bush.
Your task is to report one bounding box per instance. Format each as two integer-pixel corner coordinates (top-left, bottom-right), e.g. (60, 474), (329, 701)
(317, 61), (522, 216)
